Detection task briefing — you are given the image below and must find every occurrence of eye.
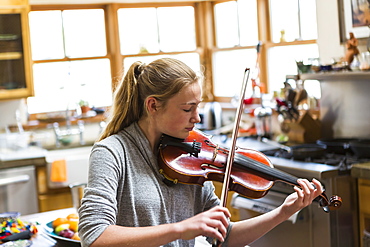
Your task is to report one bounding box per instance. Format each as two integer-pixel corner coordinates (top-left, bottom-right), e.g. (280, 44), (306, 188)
(183, 109), (191, 113)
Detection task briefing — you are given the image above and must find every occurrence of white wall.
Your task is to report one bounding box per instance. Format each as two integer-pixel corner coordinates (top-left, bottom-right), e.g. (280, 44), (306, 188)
(316, 0), (346, 65)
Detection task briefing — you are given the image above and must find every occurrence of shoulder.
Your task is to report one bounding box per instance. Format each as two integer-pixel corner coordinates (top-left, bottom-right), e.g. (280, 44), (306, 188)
(92, 131), (131, 158)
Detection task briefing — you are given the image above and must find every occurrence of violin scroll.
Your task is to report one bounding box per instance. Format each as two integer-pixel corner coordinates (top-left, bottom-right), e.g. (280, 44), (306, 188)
(317, 194), (342, 213)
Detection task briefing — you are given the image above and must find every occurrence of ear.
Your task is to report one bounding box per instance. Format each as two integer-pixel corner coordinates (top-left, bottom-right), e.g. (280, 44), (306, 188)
(146, 97), (158, 114)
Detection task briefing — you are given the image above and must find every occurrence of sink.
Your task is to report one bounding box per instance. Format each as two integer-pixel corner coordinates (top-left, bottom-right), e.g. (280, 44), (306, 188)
(46, 146), (92, 188)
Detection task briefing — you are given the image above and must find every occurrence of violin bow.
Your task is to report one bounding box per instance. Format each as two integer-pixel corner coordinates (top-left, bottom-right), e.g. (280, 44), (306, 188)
(213, 68), (250, 247)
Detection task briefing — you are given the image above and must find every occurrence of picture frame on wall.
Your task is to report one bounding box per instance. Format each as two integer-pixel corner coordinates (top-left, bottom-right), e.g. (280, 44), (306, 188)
(338, 0), (370, 43)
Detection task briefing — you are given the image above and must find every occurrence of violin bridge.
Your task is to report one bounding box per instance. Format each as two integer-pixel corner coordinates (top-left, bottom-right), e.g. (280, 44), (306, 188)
(159, 169), (178, 184)
(212, 144), (219, 162)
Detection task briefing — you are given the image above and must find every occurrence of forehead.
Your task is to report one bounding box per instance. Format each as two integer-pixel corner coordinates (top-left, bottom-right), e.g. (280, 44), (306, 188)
(171, 83), (202, 105)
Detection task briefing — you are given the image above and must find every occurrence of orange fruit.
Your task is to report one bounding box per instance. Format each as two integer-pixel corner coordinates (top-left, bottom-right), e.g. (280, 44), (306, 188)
(66, 213), (79, 220)
(52, 217), (68, 228)
(72, 232), (80, 240)
(68, 220), (79, 232)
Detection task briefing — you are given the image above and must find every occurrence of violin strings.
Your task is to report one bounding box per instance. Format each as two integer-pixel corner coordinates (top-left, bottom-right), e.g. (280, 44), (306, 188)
(234, 153), (299, 186)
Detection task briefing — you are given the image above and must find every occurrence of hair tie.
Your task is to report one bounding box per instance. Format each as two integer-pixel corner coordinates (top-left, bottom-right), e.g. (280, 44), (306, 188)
(134, 64), (145, 78)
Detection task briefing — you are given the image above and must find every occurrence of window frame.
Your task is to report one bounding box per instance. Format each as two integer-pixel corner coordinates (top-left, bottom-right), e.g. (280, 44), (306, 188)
(28, 0), (318, 115)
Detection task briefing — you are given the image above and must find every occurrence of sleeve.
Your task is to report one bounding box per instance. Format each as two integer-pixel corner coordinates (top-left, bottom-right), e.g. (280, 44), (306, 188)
(78, 142), (124, 247)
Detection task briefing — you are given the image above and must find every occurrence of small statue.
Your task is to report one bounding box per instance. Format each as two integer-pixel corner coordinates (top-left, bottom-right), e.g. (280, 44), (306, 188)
(344, 32), (360, 65)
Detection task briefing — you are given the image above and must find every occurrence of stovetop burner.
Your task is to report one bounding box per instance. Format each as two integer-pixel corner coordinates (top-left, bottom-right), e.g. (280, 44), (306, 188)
(262, 149), (370, 170)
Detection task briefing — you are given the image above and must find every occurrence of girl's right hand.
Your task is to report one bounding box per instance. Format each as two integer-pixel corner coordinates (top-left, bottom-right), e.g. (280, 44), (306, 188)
(175, 206), (231, 243)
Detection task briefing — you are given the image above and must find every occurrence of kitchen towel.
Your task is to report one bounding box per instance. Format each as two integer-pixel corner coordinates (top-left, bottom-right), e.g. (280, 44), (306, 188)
(50, 159), (67, 182)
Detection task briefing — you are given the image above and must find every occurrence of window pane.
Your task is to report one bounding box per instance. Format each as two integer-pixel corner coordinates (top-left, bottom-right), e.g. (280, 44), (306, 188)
(270, 0), (317, 42)
(270, 0), (299, 42)
(28, 59), (112, 113)
(267, 44), (319, 93)
(123, 53), (201, 77)
(63, 9), (107, 58)
(238, 0), (258, 46)
(157, 6), (196, 52)
(215, 0), (258, 48)
(299, 0), (317, 40)
(214, 1), (239, 48)
(118, 8), (159, 54)
(213, 49), (257, 97)
(29, 10), (65, 60)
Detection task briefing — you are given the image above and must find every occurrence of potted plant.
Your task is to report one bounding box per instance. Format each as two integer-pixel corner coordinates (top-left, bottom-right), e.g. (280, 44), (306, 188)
(79, 100), (90, 114)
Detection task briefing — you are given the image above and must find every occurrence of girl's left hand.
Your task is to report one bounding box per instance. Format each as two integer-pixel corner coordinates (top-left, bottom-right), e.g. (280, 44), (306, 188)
(281, 178), (323, 215)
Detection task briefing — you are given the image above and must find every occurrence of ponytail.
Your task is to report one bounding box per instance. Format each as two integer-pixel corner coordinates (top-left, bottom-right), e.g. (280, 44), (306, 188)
(98, 58), (201, 141)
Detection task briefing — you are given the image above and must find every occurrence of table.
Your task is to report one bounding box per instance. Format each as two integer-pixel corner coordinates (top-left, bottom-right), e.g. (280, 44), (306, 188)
(19, 208), (211, 246)
(20, 208), (80, 247)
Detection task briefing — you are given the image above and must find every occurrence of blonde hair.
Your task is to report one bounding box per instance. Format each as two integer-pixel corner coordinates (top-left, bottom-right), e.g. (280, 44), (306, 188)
(98, 58), (201, 141)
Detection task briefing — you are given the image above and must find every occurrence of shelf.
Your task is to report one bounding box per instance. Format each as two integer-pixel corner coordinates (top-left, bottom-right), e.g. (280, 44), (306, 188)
(300, 71), (370, 81)
(0, 51), (22, 60)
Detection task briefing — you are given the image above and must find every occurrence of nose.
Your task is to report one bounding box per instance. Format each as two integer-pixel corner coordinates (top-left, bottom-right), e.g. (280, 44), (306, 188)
(191, 109), (201, 124)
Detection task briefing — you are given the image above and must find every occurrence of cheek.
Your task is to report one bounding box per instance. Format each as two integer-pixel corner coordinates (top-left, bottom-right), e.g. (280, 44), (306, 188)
(165, 114), (186, 127)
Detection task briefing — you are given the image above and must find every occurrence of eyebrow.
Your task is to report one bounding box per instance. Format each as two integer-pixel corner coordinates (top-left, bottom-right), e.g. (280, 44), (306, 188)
(180, 98), (203, 106)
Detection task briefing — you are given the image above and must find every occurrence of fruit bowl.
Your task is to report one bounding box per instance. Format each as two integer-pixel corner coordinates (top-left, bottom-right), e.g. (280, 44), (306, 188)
(45, 221), (81, 246)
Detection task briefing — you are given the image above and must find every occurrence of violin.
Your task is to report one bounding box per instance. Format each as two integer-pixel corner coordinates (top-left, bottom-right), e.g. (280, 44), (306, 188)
(158, 129), (342, 212)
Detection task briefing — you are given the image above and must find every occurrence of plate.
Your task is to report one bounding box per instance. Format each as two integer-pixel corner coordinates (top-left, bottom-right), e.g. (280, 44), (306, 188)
(0, 240), (32, 247)
(45, 222), (80, 246)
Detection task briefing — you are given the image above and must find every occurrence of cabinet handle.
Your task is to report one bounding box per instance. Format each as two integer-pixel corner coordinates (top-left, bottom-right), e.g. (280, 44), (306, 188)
(0, 175), (30, 187)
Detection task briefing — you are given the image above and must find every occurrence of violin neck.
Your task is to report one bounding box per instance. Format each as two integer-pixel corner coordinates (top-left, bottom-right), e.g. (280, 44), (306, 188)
(234, 153), (299, 186)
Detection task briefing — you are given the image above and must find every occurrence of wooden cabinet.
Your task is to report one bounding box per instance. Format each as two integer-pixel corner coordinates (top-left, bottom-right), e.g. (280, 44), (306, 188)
(0, 0), (34, 100)
(358, 178), (370, 247)
(36, 165), (73, 212)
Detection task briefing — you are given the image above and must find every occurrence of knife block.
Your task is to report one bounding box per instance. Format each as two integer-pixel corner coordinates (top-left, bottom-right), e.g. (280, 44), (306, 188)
(285, 111), (321, 143)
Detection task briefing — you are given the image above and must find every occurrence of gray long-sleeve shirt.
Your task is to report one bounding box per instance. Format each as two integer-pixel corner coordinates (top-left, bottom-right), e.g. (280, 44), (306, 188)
(78, 122), (222, 247)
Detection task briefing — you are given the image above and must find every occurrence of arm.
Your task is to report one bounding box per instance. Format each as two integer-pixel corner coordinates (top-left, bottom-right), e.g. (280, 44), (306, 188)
(90, 206), (231, 247)
(227, 178), (323, 247)
(79, 142), (231, 247)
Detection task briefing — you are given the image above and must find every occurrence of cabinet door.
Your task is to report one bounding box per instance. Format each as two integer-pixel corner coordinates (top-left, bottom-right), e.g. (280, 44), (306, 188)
(0, 5), (33, 100)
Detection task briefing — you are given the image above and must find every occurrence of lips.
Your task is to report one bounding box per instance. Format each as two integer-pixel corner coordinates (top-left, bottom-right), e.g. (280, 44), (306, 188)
(185, 127), (194, 131)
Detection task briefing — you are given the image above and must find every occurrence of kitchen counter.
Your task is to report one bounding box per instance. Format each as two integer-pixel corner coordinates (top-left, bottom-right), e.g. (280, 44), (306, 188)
(351, 162), (370, 180)
(19, 208), (210, 247)
(215, 136), (343, 179)
(0, 147), (47, 169)
(19, 207), (78, 247)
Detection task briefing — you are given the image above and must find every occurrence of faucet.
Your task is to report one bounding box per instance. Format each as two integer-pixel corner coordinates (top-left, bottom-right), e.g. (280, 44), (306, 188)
(53, 108), (85, 148)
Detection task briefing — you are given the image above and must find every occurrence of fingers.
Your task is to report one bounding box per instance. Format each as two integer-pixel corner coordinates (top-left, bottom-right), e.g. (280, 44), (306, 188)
(295, 178), (324, 205)
(179, 206), (230, 243)
(204, 206), (230, 241)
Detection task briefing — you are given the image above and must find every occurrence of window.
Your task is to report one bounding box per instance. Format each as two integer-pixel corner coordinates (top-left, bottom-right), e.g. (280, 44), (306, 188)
(27, 1), (322, 115)
(27, 8), (112, 114)
(118, 6), (196, 54)
(268, 0), (320, 97)
(268, 44), (319, 93)
(270, 0), (317, 42)
(212, 0), (320, 100)
(117, 5), (200, 73)
(212, 0), (259, 98)
(118, 7), (201, 80)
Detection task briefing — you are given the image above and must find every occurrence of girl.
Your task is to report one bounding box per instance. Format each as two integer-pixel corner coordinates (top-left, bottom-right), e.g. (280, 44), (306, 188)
(78, 58), (323, 247)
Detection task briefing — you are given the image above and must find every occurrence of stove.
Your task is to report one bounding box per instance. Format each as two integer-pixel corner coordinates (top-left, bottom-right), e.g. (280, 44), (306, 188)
(263, 148), (370, 173)
(227, 137), (361, 247)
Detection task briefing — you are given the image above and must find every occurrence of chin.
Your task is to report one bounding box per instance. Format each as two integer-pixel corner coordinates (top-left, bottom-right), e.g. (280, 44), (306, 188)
(165, 130), (190, 140)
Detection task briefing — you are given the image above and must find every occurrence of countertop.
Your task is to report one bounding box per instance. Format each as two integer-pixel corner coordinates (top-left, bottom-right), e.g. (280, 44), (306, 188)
(213, 136), (344, 179)
(351, 162), (370, 180)
(19, 208), (210, 247)
(0, 134), (345, 179)
(0, 147), (47, 169)
(19, 208), (78, 247)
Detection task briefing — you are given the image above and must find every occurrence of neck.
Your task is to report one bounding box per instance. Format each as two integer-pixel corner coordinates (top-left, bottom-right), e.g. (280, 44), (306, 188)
(138, 118), (161, 152)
